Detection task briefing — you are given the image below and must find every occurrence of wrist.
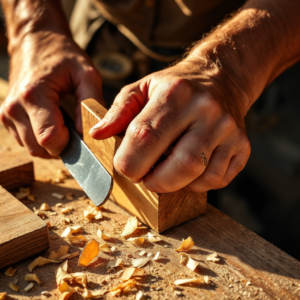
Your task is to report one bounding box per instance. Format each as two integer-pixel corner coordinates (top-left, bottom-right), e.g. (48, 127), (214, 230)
(5, 0), (71, 56)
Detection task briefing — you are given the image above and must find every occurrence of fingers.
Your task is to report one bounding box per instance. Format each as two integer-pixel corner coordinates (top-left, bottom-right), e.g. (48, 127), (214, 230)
(73, 66), (105, 134)
(184, 138), (250, 193)
(143, 130), (218, 192)
(89, 80), (147, 140)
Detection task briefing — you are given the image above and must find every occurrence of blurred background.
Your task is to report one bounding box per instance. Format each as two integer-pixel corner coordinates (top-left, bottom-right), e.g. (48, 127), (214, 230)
(0, 1), (299, 260)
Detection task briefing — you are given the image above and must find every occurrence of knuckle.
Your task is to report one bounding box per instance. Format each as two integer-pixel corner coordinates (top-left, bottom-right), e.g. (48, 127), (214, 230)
(113, 157), (137, 179)
(4, 99), (19, 118)
(221, 113), (236, 131)
(205, 170), (223, 187)
(176, 150), (204, 176)
(219, 177), (231, 189)
(127, 121), (162, 148)
(36, 126), (57, 148)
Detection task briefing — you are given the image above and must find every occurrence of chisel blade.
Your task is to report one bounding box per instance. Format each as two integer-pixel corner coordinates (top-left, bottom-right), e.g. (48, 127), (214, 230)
(60, 109), (113, 206)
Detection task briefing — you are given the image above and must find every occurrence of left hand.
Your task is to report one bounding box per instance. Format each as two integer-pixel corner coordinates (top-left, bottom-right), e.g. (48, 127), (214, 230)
(89, 62), (251, 193)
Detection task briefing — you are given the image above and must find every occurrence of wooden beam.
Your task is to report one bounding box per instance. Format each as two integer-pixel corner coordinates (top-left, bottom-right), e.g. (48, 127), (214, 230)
(0, 186), (49, 269)
(81, 98), (207, 233)
(0, 152), (35, 191)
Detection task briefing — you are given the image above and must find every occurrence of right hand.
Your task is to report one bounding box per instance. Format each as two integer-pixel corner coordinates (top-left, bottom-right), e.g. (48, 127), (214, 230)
(0, 31), (103, 158)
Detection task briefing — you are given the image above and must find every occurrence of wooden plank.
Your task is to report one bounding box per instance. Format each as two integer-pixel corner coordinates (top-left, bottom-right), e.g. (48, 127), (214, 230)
(81, 98), (207, 233)
(0, 152), (35, 191)
(0, 186), (49, 269)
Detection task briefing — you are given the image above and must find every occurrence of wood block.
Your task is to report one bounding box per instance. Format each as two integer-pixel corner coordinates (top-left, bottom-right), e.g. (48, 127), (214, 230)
(0, 152), (35, 191)
(0, 186), (49, 269)
(81, 98), (207, 233)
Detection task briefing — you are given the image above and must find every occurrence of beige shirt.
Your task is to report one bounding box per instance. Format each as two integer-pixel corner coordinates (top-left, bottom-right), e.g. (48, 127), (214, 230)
(71, 0), (245, 60)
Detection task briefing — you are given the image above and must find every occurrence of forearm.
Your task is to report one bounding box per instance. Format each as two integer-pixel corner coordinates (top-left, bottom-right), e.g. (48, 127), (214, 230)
(183, 0), (300, 117)
(1, 0), (71, 55)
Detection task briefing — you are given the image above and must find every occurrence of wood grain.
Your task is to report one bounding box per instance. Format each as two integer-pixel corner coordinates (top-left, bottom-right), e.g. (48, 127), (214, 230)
(0, 186), (49, 269)
(81, 98), (207, 233)
(0, 152), (35, 191)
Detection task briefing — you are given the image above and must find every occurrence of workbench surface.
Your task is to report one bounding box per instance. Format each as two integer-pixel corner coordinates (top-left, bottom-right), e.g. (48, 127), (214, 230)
(0, 83), (300, 299)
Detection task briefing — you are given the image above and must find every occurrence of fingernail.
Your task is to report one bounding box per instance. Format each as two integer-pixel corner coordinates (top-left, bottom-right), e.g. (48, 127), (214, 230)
(90, 119), (108, 132)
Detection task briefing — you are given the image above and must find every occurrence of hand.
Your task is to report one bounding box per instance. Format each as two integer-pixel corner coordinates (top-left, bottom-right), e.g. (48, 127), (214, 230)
(0, 31), (103, 158)
(89, 61), (251, 193)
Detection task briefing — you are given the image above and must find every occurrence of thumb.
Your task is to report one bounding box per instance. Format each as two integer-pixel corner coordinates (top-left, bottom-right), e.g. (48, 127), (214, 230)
(89, 80), (148, 140)
(73, 67), (104, 134)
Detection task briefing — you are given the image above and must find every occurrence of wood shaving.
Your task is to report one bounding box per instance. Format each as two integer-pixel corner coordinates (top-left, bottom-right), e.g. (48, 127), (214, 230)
(175, 237), (194, 252)
(179, 253), (199, 271)
(56, 203), (63, 207)
(147, 253), (153, 258)
(8, 282), (19, 292)
(82, 288), (105, 298)
(139, 251), (146, 256)
(153, 252), (160, 261)
(127, 237), (145, 246)
(46, 221), (54, 229)
(204, 276), (210, 284)
(99, 242), (111, 253)
(121, 216), (138, 237)
(107, 259), (123, 269)
(65, 193), (74, 200)
(34, 209), (47, 219)
(59, 251), (79, 261)
(111, 246), (116, 252)
(61, 225), (83, 238)
(62, 217), (71, 224)
(131, 258), (150, 268)
(72, 272), (87, 288)
(147, 232), (162, 243)
(0, 292), (7, 300)
(174, 277), (206, 286)
(59, 291), (73, 300)
(5, 267), (17, 276)
(56, 261), (72, 287)
(110, 279), (138, 296)
(15, 191), (29, 200)
(52, 193), (64, 200)
(136, 290), (147, 300)
(206, 252), (220, 263)
(48, 245), (69, 260)
(97, 229), (110, 240)
(40, 203), (51, 211)
(58, 281), (75, 295)
(25, 273), (42, 284)
(24, 282), (34, 292)
(84, 207), (102, 221)
(69, 235), (88, 245)
(28, 257), (60, 272)
(78, 239), (100, 267)
(62, 207), (72, 214)
(27, 194), (35, 202)
(122, 267), (145, 281)
(48, 212), (57, 216)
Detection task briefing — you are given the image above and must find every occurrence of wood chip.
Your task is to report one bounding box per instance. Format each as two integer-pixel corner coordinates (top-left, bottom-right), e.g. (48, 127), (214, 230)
(59, 251), (79, 261)
(153, 252), (160, 261)
(56, 261), (72, 287)
(175, 237), (194, 252)
(61, 225), (83, 238)
(99, 242), (111, 253)
(107, 259), (123, 269)
(28, 257), (60, 272)
(40, 203), (51, 211)
(48, 245), (69, 260)
(97, 229), (110, 240)
(139, 251), (146, 256)
(127, 237), (145, 246)
(122, 267), (145, 281)
(15, 190), (29, 200)
(24, 282), (34, 292)
(174, 277), (206, 286)
(48, 212), (57, 216)
(204, 276), (210, 284)
(111, 246), (116, 252)
(62, 207), (72, 214)
(121, 216), (138, 237)
(136, 290), (147, 300)
(25, 273), (42, 284)
(0, 292), (7, 300)
(8, 282), (19, 292)
(78, 239), (100, 267)
(52, 193), (64, 200)
(5, 267), (17, 276)
(69, 235), (88, 245)
(62, 217), (71, 224)
(27, 194), (35, 202)
(206, 252), (220, 263)
(72, 272), (87, 288)
(65, 193), (74, 200)
(110, 279), (138, 296)
(147, 232), (162, 243)
(179, 253), (199, 271)
(131, 258), (150, 268)
(82, 288), (105, 298)
(34, 209), (47, 219)
(56, 203), (63, 207)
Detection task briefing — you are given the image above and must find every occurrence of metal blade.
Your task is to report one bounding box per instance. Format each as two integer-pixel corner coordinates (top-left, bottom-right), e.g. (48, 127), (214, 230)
(60, 109), (113, 206)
